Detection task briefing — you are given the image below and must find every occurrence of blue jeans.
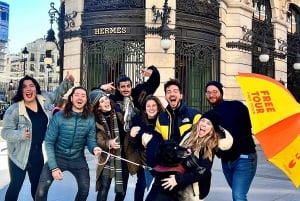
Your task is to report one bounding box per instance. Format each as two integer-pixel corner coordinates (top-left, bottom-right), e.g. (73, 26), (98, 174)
(35, 156), (90, 201)
(221, 153), (257, 201)
(134, 167), (147, 201)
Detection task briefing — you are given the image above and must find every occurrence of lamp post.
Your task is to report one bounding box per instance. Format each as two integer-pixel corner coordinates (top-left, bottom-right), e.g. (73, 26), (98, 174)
(46, 65), (52, 91)
(44, 55), (52, 91)
(146, 0), (173, 53)
(22, 47), (29, 76)
(47, 2), (77, 83)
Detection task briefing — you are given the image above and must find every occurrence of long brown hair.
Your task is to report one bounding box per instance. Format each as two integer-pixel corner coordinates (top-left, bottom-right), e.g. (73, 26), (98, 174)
(64, 86), (91, 119)
(181, 120), (219, 161)
(141, 95), (165, 124)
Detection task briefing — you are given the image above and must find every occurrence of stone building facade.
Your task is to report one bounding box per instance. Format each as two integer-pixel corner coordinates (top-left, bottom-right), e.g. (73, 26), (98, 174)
(60, 0), (300, 112)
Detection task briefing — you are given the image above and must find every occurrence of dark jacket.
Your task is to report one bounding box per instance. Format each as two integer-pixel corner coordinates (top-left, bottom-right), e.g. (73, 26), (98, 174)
(155, 102), (201, 142)
(110, 65), (160, 112)
(213, 100), (256, 161)
(126, 114), (163, 173)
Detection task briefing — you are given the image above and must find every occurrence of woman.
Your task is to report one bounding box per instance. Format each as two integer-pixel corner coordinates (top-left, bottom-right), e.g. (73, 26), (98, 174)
(1, 74), (74, 201)
(90, 89), (129, 201)
(128, 95), (165, 201)
(161, 110), (233, 201)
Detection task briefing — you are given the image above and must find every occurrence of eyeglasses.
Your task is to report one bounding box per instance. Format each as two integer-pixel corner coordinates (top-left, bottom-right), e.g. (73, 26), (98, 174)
(205, 90), (219, 96)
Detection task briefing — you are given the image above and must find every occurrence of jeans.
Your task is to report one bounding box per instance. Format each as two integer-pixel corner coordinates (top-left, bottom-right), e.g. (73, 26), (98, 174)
(97, 161), (129, 201)
(221, 153), (257, 201)
(35, 156), (90, 201)
(5, 145), (44, 201)
(134, 167), (147, 201)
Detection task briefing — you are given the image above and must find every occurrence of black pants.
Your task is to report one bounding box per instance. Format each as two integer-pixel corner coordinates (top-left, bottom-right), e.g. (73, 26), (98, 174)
(35, 156), (90, 201)
(5, 146), (44, 201)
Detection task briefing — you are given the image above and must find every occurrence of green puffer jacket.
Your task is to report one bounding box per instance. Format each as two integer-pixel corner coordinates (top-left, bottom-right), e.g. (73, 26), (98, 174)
(45, 111), (98, 170)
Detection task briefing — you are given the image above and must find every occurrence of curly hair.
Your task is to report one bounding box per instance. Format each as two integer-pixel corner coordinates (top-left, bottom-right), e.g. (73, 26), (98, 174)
(12, 75), (41, 103)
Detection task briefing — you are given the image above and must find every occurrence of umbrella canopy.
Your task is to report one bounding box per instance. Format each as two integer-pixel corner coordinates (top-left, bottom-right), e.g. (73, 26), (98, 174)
(236, 72), (300, 188)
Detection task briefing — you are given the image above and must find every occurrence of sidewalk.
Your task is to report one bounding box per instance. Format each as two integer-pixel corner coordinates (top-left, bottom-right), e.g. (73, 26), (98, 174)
(1, 120), (300, 200)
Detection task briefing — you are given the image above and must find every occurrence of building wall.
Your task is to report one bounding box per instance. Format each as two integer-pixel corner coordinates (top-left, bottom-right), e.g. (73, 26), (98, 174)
(63, 0), (299, 103)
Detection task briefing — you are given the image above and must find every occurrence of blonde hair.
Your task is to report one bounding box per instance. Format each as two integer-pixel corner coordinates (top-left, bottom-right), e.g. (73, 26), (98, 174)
(181, 120), (219, 161)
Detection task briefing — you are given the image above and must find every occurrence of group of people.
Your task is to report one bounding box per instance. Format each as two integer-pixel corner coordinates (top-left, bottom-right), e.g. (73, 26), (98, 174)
(1, 65), (257, 201)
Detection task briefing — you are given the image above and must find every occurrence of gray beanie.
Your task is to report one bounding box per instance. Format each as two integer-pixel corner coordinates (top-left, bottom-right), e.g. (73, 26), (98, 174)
(89, 89), (107, 107)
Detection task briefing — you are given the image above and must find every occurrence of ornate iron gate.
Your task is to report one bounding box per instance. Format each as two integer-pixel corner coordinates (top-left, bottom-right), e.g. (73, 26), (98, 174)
(82, 40), (145, 90)
(175, 0), (221, 113)
(175, 42), (219, 113)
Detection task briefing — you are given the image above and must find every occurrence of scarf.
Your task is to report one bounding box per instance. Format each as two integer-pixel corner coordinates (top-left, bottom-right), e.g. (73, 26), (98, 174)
(101, 112), (124, 193)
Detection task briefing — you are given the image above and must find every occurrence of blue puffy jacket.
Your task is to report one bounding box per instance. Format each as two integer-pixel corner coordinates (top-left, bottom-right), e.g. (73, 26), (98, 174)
(45, 111), (98, 170)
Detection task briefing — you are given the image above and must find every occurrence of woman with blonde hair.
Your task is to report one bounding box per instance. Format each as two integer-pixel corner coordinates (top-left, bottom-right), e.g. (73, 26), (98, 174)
(161, 110), (233, 201)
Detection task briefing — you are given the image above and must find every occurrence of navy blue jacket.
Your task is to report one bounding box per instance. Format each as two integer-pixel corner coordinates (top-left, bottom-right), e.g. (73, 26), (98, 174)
(213, 100), (256, 161)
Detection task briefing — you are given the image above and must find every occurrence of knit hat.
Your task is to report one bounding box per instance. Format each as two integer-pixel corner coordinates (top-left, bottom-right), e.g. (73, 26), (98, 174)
(89, 89), (107, 107)
(205, 81), (223, 96)
(201, 110), (222, 132)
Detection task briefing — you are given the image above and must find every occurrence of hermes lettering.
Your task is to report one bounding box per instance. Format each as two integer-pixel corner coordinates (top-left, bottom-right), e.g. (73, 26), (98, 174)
(94, 27), (127, 35)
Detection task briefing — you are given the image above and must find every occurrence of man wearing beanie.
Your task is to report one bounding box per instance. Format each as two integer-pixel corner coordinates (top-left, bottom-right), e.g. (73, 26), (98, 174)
(205, 81), (257, 201)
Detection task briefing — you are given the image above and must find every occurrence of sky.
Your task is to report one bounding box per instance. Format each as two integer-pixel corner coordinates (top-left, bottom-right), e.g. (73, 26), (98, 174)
(4, 0), (60, 54)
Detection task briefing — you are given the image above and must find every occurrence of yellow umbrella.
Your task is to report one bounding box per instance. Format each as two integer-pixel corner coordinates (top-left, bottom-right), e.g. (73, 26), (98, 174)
(236, 72), (300, 188)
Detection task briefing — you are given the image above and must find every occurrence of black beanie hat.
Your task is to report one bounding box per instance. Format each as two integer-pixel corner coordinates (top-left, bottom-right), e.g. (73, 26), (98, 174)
(205, 81), (223, 96)
(201, 110), (222, 132)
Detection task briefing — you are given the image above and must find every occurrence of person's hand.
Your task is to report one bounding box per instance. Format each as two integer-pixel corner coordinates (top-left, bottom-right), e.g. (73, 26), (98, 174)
(141, 68), (153, 77)
(100, 82), (115, 92)
(161, 175), (177, 191)
(65, 71), (75, 82)
(93, 147), (102, 156)
(109, 136), (120, 149)
(130, 126), (140, 137)
(52, 168), (63, 180)
(141, 133), (152, 148)
(24, 127), (30, 140)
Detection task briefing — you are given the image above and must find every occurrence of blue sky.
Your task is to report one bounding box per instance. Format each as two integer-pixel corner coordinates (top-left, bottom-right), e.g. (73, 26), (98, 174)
(4, 0), (60, 54)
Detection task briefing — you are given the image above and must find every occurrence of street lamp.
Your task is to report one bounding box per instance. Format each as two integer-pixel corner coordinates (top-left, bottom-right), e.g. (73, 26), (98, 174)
(47, 2), (77, 83)
(146, 0), (173, 53)
(22, 47), (29, 76)
(44, 56), (52, 91)
(46, 65), (52, 91)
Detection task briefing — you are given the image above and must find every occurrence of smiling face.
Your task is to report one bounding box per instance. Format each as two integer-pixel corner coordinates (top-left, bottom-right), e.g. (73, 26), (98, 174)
(71, 88), (87, 112)
(145, 99), (159, 119)
(165, 84), (183, 110)
(117, 81), (132, 97)
(197, 118), (214, 138)
(98, 96), (111, 112)
(206, 85), (222, 106)
(22, 79), (37, 103)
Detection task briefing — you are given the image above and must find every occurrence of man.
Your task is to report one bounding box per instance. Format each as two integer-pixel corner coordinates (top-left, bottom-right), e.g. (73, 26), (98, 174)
(99, 65), (160, 131)
(155, 78), (201, 142)
(35, 86), (102, 201)
(205, 81), (257, 201)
